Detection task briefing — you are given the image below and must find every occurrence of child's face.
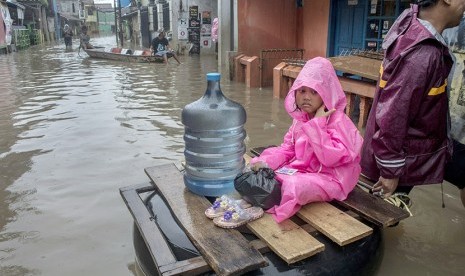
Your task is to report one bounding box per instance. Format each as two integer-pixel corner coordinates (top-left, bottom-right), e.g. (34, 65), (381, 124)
(295, 86), (324, 115)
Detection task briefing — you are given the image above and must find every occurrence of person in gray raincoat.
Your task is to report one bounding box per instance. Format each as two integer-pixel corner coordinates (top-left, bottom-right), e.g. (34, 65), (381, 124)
(443, 12), (465, 207)
(63, 24), (73, 48)
(361, 0), (465, 198)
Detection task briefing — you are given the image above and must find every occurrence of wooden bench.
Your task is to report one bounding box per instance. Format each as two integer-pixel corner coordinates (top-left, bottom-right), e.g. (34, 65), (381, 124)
(273, 56), (381, 131)
(234, 54), (260, 88)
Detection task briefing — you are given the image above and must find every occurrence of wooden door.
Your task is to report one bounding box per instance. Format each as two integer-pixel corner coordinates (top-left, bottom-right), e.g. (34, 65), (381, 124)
(331, 0), (366, 56)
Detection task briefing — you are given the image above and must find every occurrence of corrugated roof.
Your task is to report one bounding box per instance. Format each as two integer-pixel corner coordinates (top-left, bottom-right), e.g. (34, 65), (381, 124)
(6, 0), (25, 9)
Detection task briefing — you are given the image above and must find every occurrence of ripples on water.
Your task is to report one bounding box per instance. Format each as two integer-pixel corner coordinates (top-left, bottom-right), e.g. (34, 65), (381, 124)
(0, 36), (289, 275)
(0, 36), (464, 275)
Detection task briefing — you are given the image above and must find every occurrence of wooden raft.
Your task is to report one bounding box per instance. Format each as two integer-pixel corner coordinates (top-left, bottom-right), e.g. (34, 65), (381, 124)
(145, 164), (267, 276)
(121, 156), (410, 274)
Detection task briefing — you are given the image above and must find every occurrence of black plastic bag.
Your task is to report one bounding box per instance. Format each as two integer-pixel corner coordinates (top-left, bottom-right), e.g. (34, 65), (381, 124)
(234, 168), (282, 210)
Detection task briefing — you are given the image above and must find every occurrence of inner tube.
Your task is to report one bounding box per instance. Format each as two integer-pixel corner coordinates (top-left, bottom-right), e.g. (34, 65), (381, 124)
(133, 191), (383, 275)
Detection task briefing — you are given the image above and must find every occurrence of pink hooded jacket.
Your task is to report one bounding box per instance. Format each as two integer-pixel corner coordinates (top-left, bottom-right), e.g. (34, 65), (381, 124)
(212, 18), (219, 43)
(250, 57), (363, 223)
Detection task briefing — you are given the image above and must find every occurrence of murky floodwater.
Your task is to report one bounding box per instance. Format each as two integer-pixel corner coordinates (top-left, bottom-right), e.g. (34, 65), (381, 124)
(0, 36), (464, 276)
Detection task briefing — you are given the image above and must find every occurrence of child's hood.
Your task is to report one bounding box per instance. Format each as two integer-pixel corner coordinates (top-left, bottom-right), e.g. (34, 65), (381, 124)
(284, 57), (346, 122)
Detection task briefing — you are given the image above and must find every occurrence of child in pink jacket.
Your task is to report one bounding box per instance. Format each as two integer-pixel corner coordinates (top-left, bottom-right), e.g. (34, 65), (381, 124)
(250, 57), (363, 223)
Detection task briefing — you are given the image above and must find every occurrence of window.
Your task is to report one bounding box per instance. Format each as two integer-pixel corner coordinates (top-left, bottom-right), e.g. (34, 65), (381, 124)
(364, 0), (409, 51)
(72, 3), (75, 13)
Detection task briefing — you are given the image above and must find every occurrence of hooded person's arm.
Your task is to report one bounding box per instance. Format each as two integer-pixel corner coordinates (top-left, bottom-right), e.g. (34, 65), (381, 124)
(372, 45), (442, 179)
(301, 112), (363, 167)
(250, 122), (297, 170)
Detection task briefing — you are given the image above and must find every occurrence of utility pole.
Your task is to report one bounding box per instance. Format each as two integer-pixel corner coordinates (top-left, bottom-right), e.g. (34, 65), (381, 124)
(114, 0), (118, 45)
(118, 0), (123, 47)
(52, 0), (60, 41)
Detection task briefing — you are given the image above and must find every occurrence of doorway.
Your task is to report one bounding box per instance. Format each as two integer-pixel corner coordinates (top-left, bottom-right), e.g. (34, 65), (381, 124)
(330, 0), (366, 56)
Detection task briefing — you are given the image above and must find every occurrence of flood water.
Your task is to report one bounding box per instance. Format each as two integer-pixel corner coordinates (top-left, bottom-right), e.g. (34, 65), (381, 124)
(0, 36), (464, 276)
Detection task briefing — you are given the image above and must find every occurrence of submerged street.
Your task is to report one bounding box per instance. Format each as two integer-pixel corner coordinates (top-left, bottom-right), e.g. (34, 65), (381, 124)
(0, 36), (464, 275)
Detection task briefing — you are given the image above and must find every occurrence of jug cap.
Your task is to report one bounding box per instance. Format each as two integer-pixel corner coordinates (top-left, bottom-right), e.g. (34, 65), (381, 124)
(206, 73), (221, 81)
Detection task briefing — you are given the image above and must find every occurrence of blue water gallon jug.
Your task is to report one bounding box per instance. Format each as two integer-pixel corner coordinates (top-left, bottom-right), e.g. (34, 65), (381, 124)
(182, 73), (247, 197)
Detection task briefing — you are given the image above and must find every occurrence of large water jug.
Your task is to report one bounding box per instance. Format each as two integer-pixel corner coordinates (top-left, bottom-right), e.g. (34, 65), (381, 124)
(182, 73), (247, 197)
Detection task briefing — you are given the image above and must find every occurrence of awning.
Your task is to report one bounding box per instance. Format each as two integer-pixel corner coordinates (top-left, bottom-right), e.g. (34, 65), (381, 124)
(6, 0), (25, 10)
(60, 13), (83, 22)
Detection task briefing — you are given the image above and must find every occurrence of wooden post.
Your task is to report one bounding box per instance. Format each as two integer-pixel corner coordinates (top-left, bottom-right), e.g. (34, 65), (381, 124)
(234, 54), (245, 82)
(345, 93), (355, 118)
(358, 97), (372, 132)
(273, 62), (287, 98)
(245, 56), (259, 88)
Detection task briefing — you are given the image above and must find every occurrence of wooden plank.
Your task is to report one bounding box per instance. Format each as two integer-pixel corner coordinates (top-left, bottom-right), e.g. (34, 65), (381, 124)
(358, 96), (372, 131)
(248, 222), (319, 255)
(328, 56), (381, 81)
(273, 62), (288, 98)
(145, 164), (267, 276)
(159, 256), (210, 276)
(119, 185), (177, 275)
(336, 186), (411, 228)
(357, 174), (375, 190)
(247, 213), (325, 264)
(249, 146), (276, 157)
(297, 202), (373, 246)
(282, 65), (301, 79)
(338, 76), (376, 98)
(119, 183), (156, 194)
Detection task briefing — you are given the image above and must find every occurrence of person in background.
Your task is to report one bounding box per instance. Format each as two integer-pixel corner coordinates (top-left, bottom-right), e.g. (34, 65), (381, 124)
(150, 29), (180, 64)
(360, 0), (465, 204)
(250, 57), (363, 223)
(63, 24), (73, 48)
(79, 25), (93, 50)
(444, 138), (465, 207)
(212, 18), (219, 58)
(443, 18), (465, 208)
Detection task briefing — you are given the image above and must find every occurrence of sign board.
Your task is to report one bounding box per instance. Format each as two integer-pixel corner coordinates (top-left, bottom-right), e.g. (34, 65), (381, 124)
(179, 18), (188, 28)
(348, 0), (358, 5)
(201, 24), (211, 35)
(202, 11), (211, 24)
(178, 27), (188, 40)
(189, 6), (198, 19)
(201, 37), (211, 48)
(370, 0), (378, 14)
(189, 18), (200, 28)
(367, 41), (377, 48)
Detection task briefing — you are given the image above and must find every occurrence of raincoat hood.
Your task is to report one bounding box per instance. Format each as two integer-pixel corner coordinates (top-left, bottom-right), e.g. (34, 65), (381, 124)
(284, 57), (346, 122)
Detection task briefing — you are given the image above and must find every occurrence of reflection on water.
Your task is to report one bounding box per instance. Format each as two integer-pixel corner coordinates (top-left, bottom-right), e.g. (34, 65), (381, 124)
(0, 36), (464, 275)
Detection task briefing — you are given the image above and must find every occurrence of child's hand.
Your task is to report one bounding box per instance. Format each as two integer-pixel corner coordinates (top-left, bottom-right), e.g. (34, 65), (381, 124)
(315, 105), (336, 118)
(251, 161), (268, 171)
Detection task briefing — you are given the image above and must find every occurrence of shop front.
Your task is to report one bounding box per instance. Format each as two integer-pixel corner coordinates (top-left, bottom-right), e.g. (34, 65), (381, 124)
(330, 0), (411, 55)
